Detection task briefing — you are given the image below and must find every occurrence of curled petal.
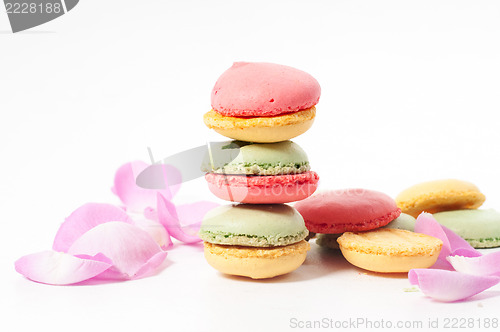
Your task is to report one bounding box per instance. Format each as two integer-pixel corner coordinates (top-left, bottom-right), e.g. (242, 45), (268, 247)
(15, 251), (112, 285)
(448, 251), (500, 277)
(129, 212), (173, 250)
(441, 226), (479, 256)
(409, 269), (500, 302)
(67, 222), (167, 280)
(414, 213), (481, 268)
(112, 161), (181, 213)
(415, 213), (452, 257)
(53, 203), (133, 252)
(157, 194), (216, 244)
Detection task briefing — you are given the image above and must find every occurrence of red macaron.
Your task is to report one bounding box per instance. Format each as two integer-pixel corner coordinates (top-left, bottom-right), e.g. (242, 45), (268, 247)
(294, 189), (401, 234)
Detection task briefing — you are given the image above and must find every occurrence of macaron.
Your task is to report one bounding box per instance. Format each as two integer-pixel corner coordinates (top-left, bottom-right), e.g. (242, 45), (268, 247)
(315, 213), (416, 250)
(199, 204), (310, 279)
(203, 62), (320, 143)
(433, 209), (500, 248)
(204, 140), (319, 204)
(396, 179), (486, 218)
(294, 189), (401, 234)
(337, 228), (443, 273)
(382, 213), (416, 232)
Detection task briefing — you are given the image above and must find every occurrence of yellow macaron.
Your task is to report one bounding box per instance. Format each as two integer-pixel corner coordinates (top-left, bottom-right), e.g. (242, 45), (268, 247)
(396, 179), (485, 218)
(337, 228), (443, 273)
(204, 240), (310, 279)
(203, 107), (316, 143)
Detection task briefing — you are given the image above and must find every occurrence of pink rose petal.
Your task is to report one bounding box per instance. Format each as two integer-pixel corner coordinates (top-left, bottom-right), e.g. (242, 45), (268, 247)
(15, 251), (112, 285)
(53, 203), (133, 252)
(409, 269), (500, 302)
(156, 194), (216, 244)
(441, 225), (479, 256)
(67, 222), (167, 280)
(448, 251), (500, 277)
(414, 213), (481, 268)
(129, 212), (173, 250)
(414, 213), (452, 257)
(112, 161), (181, 213)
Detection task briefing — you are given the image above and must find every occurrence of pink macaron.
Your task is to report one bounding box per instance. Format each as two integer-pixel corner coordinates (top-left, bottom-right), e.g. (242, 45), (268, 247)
(294, 189), (401, 234)
(205, 171), (319, 204)
(204, 140), (319, 204)
(211, 62), (321, 117)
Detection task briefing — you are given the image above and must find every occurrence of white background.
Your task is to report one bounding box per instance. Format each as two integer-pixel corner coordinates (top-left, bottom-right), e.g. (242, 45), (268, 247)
(2, 1), (500, 331)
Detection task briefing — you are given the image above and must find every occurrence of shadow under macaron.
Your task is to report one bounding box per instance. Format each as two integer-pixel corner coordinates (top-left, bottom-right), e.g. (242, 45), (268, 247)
(217, 241), (353, 283)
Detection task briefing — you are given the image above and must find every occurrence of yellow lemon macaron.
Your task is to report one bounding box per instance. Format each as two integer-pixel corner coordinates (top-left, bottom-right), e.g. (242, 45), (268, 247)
(396, 179), (485, 218)
(337, 228), (443, 273)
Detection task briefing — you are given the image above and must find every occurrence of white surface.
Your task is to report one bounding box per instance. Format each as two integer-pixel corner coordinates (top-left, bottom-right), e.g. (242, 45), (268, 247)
(2, 1), (500, 331)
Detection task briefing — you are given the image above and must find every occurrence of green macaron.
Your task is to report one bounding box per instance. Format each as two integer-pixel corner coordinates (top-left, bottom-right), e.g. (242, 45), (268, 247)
(199, 204), (309, 247)
(382, 213), (416, 231)
(207, 140), (310, 175)
(433, 209), (500, 248)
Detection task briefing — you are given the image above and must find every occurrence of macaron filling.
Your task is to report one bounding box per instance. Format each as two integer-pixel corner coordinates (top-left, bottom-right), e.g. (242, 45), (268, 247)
(211, 162), (310, 176)
(199, 229), (309, 247)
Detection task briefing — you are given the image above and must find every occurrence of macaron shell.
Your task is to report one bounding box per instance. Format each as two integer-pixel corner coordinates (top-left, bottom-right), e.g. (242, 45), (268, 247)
(199, 204), (308, 247)
(205, 171), (319, 204)
(337, 229), (443, 273)
(222, 140), (309, 174)
(204, 240), (310, 279)
(203, 107), (315, 143)
(396, 179), (486, 218)
(382, 213), (416, 231)
(433, 209), (500, 248)
(211, 62), (321, 117)
(294, 189), (401, 234)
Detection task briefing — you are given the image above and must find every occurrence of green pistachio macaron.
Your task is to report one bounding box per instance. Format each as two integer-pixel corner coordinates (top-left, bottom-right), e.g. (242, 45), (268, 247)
(433, 209), (500, 248)
(315, 233), (342, 249)
(208, 140), (310, 175)
(199, 204), (309, 247)
(382, 213), (416, 231)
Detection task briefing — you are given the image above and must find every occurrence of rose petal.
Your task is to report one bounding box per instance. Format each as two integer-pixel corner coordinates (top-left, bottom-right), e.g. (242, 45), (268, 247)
(128, 212), (173, 250)
(67, 222), (167, 280)
(15, 251), (112, 285)
(441, 225), (478, 255)
(156, 194), (214, 244)
(414, 213), (481, 268)
(112, 161), (181, 213)
(415, 213), (452, 256)
(448, 251), (500, 277)
(409, 269), (500, 302)
(53, 203), (133, 252)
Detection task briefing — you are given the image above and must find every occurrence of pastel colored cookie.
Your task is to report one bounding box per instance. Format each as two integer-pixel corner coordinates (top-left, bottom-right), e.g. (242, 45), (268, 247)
(204, 141), (319, 204)
(433, 209), (500, 248)
(294, 189), (401, 234)
(337, 229), (443, 273)
(204, 62), (320, 143)
(396, 179), (485, 218)
(208, 140), (310, 175)
(315, 233), (342, 250)
(199, 204), (309, 246)
(382, 213), (416, 232)
(203, 107), (315, 143)
(200, 204), (310, 279)
(211, 62), (321, 117)
(204, 240), (310, 279)
(316, 213), (416, 250)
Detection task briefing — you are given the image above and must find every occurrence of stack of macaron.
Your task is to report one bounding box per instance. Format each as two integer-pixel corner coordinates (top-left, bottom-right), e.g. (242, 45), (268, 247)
(199, 62), (322, 279)
(295, 189), (443, 273)
(396, 179), (500, 248)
